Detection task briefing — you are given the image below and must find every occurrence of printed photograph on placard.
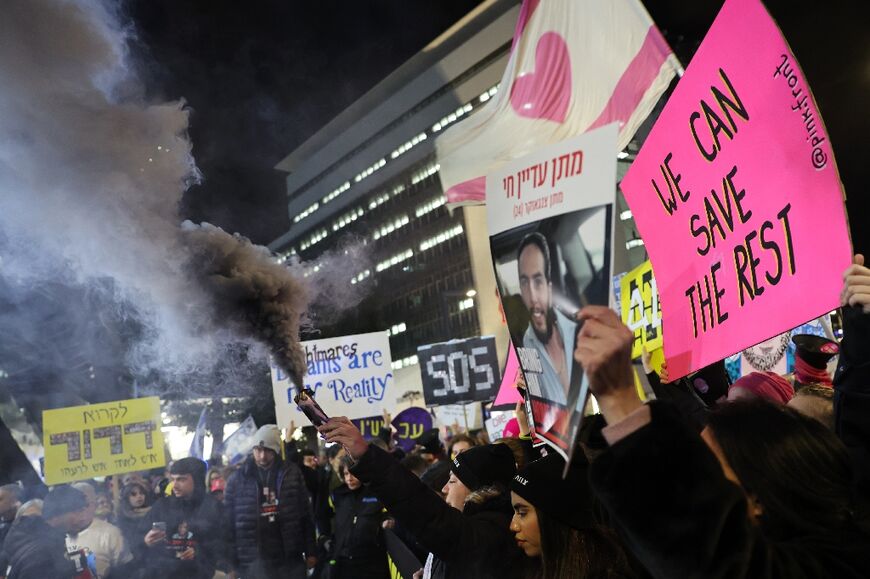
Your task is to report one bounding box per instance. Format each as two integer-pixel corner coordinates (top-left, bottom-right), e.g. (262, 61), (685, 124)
(490, 205), (612, 451)
(486, 124), (618, 461)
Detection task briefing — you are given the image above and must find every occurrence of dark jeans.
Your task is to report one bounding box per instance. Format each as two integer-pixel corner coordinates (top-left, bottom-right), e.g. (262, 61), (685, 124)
(240, 558), (306, 579)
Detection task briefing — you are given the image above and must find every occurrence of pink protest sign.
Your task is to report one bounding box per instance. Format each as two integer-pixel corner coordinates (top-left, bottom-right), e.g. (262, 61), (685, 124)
(620, 0), (851, 380)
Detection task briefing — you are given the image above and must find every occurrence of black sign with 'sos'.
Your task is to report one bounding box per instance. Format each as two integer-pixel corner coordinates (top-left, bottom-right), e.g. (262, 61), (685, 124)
(418, 336), (500, 407)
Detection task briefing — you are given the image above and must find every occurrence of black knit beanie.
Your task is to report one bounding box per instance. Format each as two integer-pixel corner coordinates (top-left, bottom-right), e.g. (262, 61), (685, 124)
(511, 453), (595, 530)
(450, 444), (516, 491)
(43, 486), (88, 520)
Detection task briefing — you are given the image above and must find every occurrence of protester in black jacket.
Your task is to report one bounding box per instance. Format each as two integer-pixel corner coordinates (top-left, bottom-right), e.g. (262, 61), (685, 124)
(835, 253), (870, 496)
(224, 425), (316, 579)
(574, 304), (870, 579)
(5, 486), (93, 579)
(320, 418), (528, 579)
(142, 457), (228, 579)
(328, 456), (388, 579)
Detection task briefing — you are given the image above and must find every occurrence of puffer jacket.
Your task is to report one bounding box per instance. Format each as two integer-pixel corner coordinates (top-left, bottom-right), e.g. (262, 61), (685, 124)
(3, 516), (75, 579)
(351, 445), (527, 579)
(224, 455), (316, 570)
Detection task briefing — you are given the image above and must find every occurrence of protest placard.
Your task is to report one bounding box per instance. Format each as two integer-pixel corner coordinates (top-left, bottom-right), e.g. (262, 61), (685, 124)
(619, 0), (851, 380)
(271, 331), (396, 426)
(620, 260), (663, 359)
(487, 123), (617, 460)
(43, 397), (164, 485)
(417, 336), (500, 407)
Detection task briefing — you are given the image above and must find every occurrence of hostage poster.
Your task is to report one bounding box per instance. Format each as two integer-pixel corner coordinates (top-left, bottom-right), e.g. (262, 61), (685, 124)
(487, 123), (617, 460)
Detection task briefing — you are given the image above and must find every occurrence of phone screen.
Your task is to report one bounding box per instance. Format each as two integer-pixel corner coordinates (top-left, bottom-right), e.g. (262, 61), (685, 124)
(293, 388), (330, 427)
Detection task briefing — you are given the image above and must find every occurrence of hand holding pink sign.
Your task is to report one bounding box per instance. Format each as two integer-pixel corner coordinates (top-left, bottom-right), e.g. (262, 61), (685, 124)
(619, 0), (851, 380)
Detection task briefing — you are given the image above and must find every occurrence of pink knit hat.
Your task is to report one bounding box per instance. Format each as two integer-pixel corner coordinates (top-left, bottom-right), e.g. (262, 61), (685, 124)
(729, 371), (794, 404)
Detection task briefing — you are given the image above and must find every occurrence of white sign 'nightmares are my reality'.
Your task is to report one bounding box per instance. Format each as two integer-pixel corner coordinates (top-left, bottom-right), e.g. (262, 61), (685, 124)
(271, 331), (397, 426)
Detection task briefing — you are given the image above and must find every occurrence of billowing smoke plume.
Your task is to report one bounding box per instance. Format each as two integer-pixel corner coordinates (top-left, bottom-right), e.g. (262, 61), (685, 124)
(181, 222), (308, 387)
(0, 0), (349, 397)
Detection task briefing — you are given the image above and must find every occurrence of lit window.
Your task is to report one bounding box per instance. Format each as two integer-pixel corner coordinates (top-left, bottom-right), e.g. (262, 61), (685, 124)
(323, 181), (350, 204)
(372, 214), (410, 240)
(391, 354), (419, 370)
(411, 163), (440, 185)
(351, 269), (371, 285)
(390, 132), (428, 160)
(376, 249), (413, 273)
(387, 322), (407, 337)
(293, 202), (320, 224)
(458, 298), (474, 311)
(415, 195), (446, 218)
(625, 238), (645, 250)
(300, 228), (328, 251)
(419, 224), (464, 251)
(619, 209), (633, 221)
(392, 184), (405, 197)
(432, 103), (475, 133)
(478, 85), (499, 104)
(354, 158), (387, 184)
(332, 207), (365, 232)
(368, 192), (391, 211)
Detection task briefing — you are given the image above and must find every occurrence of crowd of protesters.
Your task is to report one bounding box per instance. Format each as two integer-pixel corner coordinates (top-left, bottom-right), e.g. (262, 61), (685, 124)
(2, 255), (870, 578)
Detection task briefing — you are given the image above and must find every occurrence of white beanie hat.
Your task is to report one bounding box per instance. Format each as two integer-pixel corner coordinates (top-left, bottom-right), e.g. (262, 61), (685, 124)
(253, 425), (282, 455)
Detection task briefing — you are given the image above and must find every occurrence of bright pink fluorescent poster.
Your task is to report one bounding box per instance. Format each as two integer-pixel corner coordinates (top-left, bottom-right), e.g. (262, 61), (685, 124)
(620, 0), (850, 380)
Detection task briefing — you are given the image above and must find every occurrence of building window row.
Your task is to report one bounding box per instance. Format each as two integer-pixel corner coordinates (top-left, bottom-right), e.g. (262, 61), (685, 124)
(391, 132), (428, 160)
(372, 214), (410, 240)
(368, 192), (391, 211)
(333, 206), (365, 232)
(431, 102), (474, 133)
(415, 195), (446, 218)
(376, 248), (414, 273)
(419, 224), (464, 252)
(300, 228), (328, 251)
(478, 85), (499, 104)
(293, 202), (320, 224)
(322, 181), (350, 205)
(386, 322), (407, 337)
(354, 157), (387, 184)
(411, 162), (440, 185)
(350, 270), (371, 285)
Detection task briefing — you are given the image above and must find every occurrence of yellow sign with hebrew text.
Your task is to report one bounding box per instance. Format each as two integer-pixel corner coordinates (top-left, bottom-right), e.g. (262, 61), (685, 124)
(43, 396), (165, 485)
(620, 260), (664, 359)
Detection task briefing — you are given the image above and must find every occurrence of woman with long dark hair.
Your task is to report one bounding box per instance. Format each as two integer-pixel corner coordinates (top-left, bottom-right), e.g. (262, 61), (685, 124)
(510, 453), (631, 579)
(574, 304), (870, 579)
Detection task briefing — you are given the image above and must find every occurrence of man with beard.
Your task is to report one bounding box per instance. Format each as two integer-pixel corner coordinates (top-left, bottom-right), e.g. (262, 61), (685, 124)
(517, 233), (577, 405)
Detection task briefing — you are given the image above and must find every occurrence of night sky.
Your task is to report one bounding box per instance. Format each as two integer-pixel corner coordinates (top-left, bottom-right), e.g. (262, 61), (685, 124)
(128, 0), (868, 250)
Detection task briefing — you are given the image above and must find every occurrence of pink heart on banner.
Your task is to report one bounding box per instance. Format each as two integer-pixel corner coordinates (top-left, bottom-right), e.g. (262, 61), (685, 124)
(510, 31), (572, 123)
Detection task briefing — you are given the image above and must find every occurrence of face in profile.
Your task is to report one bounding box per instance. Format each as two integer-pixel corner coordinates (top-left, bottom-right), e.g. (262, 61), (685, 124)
(518, 243), (553, 342)
(510, 493), (541, 558)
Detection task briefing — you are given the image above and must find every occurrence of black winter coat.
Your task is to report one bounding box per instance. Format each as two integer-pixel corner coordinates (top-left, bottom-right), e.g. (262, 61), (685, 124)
(351, 445), (526, 579)
(3, 516), (75, 579)
(224, 455), (316, 570)
(590, 402), (870, 579)
(329, 484), (388, 578)
(142, 492), (227, 579)
(834, 305), (870, 497)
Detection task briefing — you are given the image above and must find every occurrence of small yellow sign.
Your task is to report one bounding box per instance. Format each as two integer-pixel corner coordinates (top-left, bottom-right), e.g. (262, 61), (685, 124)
(43, 397), (165, 485)
(620, 260), (664, 359)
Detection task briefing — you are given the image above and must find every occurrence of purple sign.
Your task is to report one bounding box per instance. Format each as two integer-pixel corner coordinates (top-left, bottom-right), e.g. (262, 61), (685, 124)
(352, 407), (433, 452)
(393, 407), (432, 452)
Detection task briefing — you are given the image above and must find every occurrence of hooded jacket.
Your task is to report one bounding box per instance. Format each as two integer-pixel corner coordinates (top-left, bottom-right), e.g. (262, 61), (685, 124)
(834, 305), (870, 496)
(223, 454), (316, 570)
(142, 476), (228, 579)
(351, 445), (527, 579)
(3, 516), (75, 579)
(330, 483), (387, 562)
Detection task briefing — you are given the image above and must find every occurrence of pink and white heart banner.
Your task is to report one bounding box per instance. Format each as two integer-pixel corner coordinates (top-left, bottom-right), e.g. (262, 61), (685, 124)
(436, 0), (681, 206)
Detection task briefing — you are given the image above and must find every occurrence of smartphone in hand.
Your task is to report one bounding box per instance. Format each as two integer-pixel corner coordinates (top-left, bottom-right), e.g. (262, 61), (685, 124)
(293, 388), (330, 427)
